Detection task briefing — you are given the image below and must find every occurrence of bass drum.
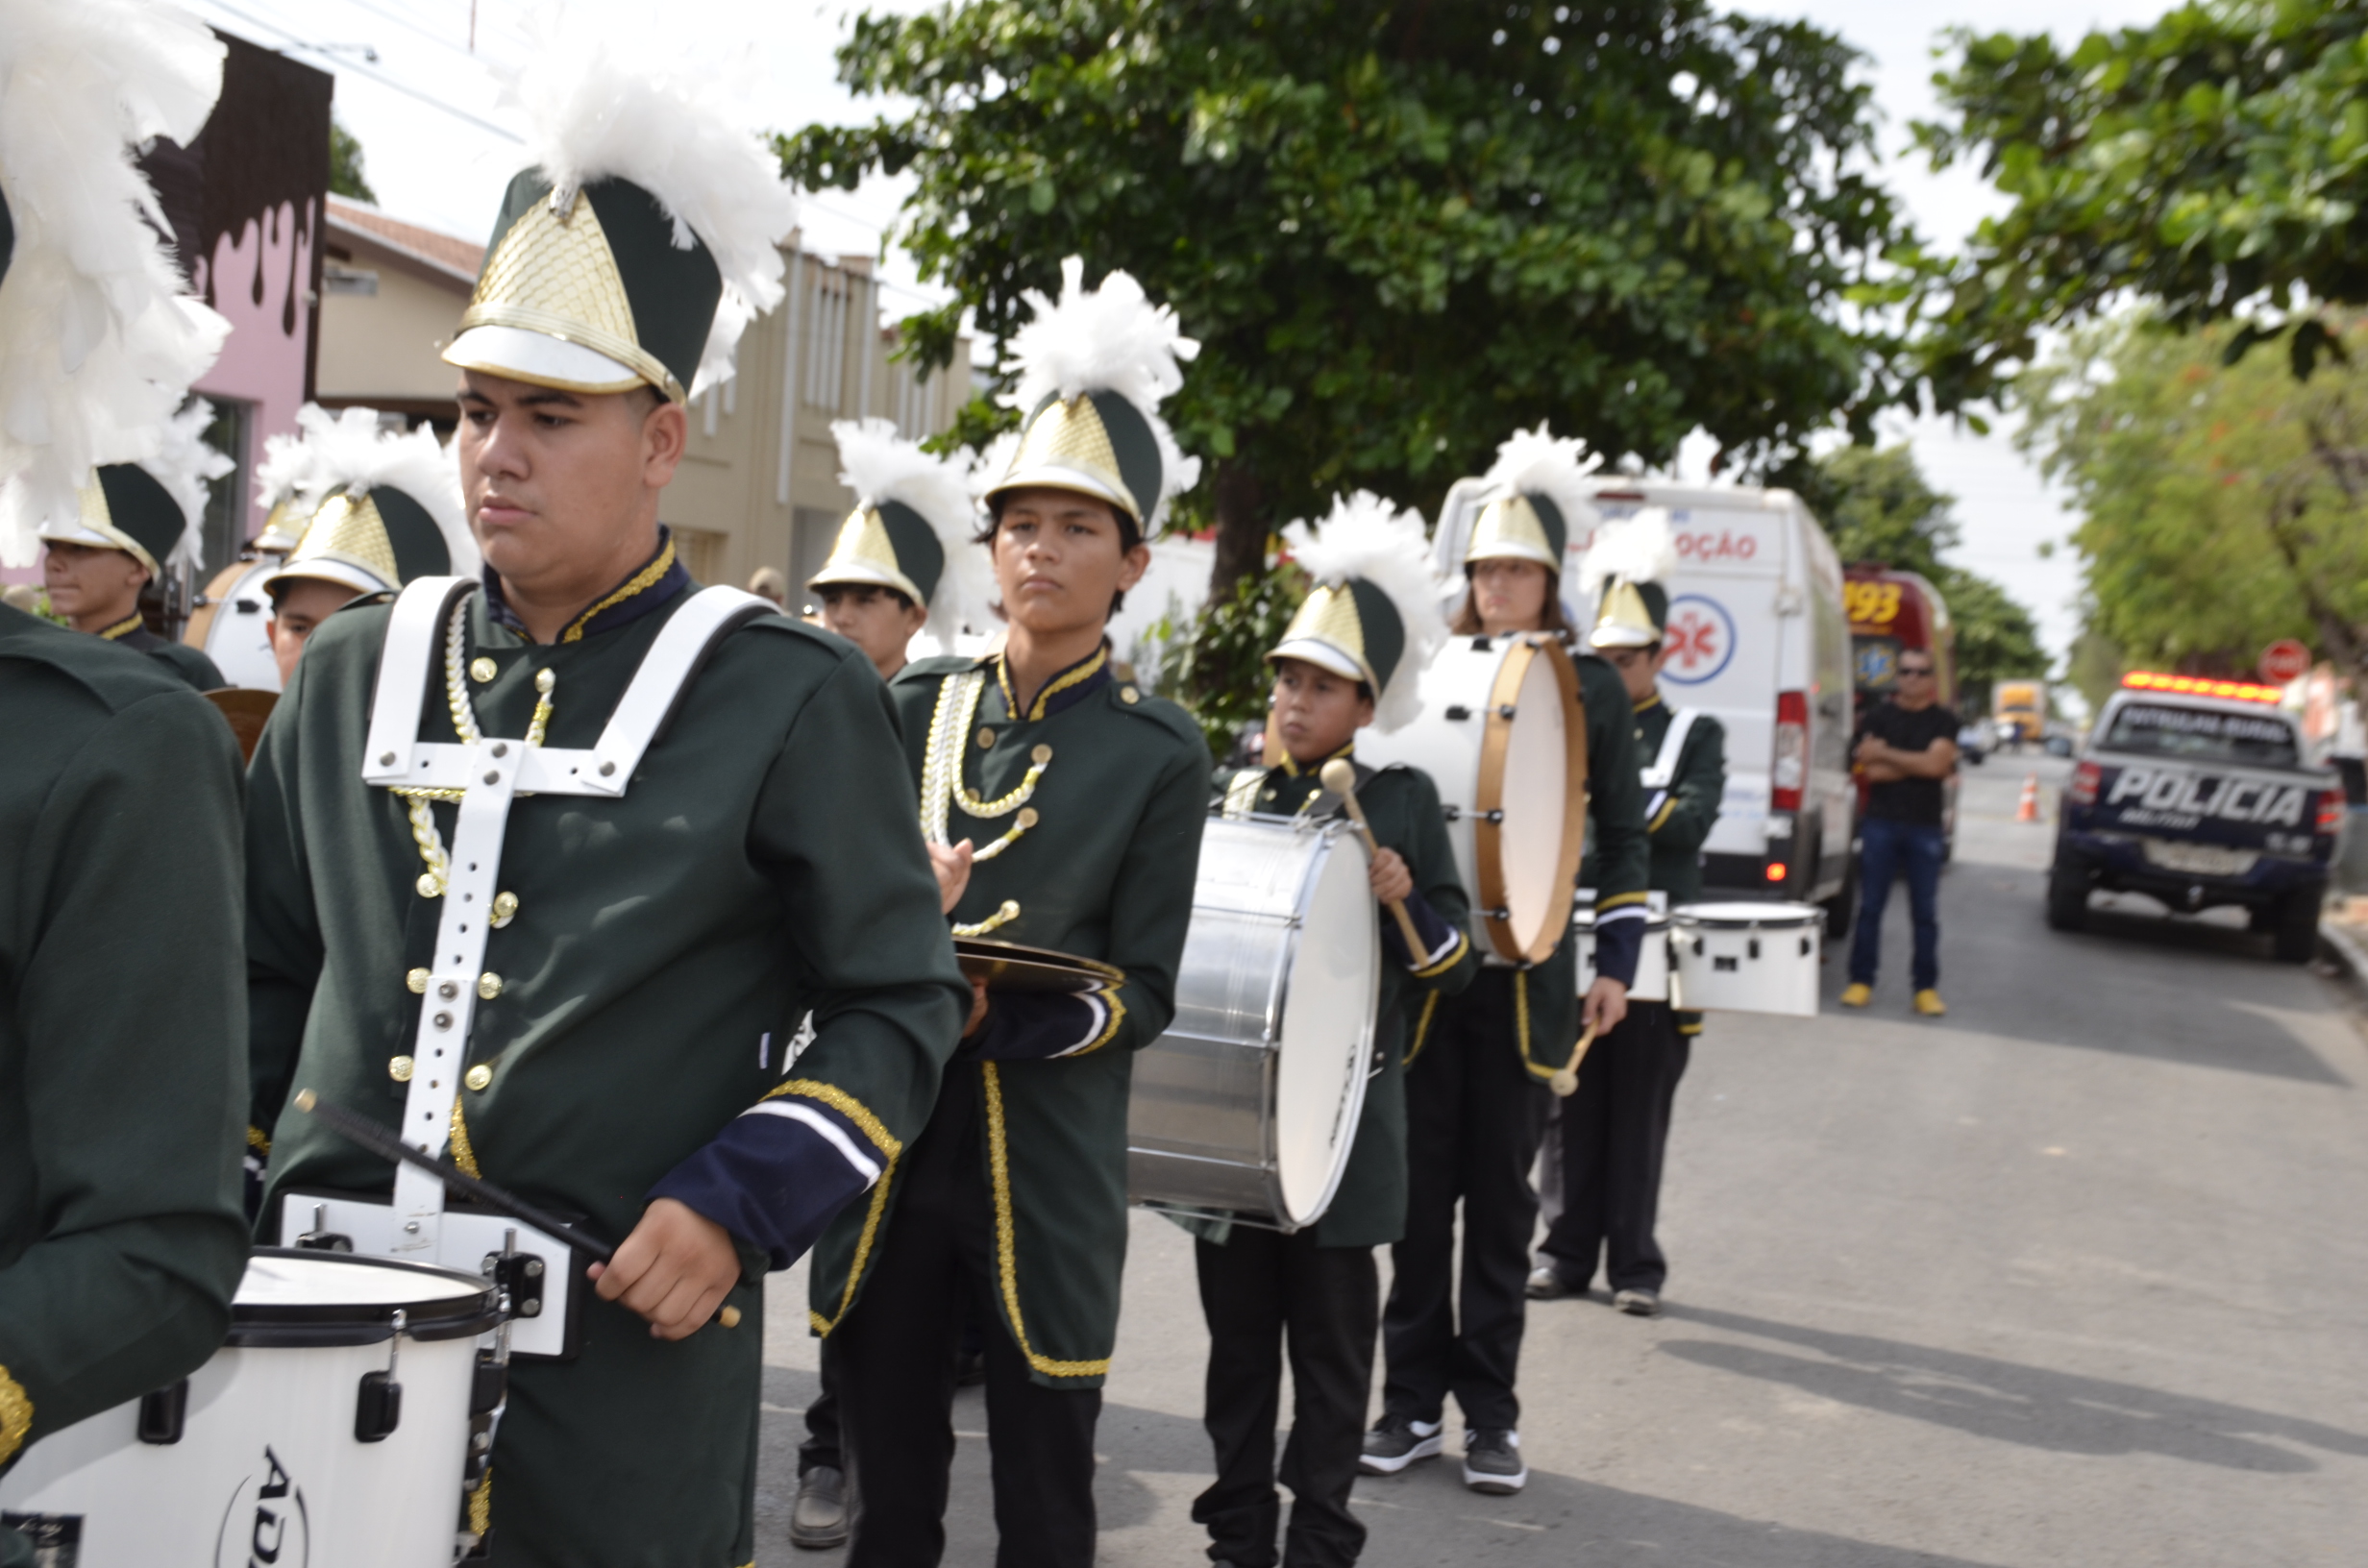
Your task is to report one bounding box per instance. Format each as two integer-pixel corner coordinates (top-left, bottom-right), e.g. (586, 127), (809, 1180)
(183, 558), (283, 692)
(0, 1249), (502, 1568)
(1356, 632), (1585, 964)
(1129, 816), (1378, 1230)
(1572, 906), (1672, 1002)
(1670, 901), (1823, 1017)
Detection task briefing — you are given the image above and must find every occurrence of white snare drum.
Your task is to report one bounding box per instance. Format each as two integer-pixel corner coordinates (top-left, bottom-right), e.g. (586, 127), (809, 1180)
(1670, 901), (1823, 1016)
(183, 558), (284, 692)
(0, 1249), (501, 1568)
(1356, 633), (1585, 965)
(1573, 907), (1672, 1002)
(1129, 816), (1378, 1230)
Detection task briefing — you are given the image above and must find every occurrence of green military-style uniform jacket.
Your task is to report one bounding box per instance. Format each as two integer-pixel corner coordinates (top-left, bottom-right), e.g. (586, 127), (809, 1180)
(1213, 749), (1478, 1246)
(1456, 649), (1651, 1080)
(809, 644), (1208, 1389)
(245, 547), (967, 1568)
(94, 609), (225, 691)
(0, 607), (249, 1563)
(1582, 690), (1727, 1035)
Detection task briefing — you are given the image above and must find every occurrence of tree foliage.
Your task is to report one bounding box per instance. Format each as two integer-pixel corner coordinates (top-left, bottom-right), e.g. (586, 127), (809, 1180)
(329, 118), (376, 205)
(1913, 0), (2368, 406)
(2018, 314), (2368, 679)
(779, 0), (1913, 588)
(1797, 443), (2049, 703)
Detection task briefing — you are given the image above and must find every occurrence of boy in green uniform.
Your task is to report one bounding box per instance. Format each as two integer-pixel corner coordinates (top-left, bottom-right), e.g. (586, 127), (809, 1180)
(814, 259), (1209, 1568)
(1364, 427), (1651, 1494)
(1195, 493), (1479, 1568)
(1533, 510), (1727, 1317)
(242, 40), (967, 1568)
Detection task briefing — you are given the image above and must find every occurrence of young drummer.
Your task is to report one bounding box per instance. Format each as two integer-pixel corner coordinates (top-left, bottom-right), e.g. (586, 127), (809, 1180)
(815, 259), (1210, 1568)
(1194, 493), (1478, 1568)
(1533, 510), (1726, 1316)
(1364, 426), (1651, 1494)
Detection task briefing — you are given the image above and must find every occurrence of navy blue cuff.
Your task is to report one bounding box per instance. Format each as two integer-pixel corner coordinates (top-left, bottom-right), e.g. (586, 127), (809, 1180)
(1590, 914), (1644, 990)
(965, 989), (1113, 1062)
(1381, 888), (1462, 972)
(647, 1097), (880, 1271)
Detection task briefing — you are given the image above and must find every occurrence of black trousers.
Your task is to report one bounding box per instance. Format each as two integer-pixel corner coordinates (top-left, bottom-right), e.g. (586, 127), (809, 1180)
(1193, 1232), (1378, 1568)
(1539, 1002), (1690, 1293)
(799, 1337), (841, 1476)
(833, 1081), (1101, 1568)
(1382, 970), (1550, 1433)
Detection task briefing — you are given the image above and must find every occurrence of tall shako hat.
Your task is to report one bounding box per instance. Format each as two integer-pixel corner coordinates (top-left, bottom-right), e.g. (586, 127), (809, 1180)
(260, 404), (479, 600)
(1270, 491), (1450, 734)
(0, 0), (230, 570)
(440, 15), (799, 405)
(36, 399), (231, 576)
(1464, 424), (1602, 575)
(813, 417), (990, 631)
(984, 256), (1200, 538)
(1579, 506), (1679, 649)
(250, 419), (318, 554)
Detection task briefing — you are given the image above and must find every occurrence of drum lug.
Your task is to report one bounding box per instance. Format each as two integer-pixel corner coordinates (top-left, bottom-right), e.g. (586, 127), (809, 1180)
(295, 1200), (354, 1254)
(483, 1249), (546, 1319)
(356, 1309), (406, 1443)
(1443, 704), (1472, 723)
(1476, 809), (1505, 824)
(136, 1378), (188, 1445)
(1441, 804), (1461, 822)
(1748, 938), (1762, 960)
(1495, 704), (1517, 720)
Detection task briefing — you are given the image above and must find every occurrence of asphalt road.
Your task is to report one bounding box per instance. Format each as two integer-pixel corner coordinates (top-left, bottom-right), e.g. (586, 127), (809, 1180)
(755, 754), (2368, 1567)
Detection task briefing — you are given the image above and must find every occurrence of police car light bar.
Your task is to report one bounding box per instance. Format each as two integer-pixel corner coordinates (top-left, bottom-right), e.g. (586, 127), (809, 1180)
(2121, 671), (2284, 703)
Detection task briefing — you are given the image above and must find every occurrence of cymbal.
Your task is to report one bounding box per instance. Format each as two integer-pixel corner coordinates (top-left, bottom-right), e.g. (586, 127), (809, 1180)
(952, 938), (1122, 994)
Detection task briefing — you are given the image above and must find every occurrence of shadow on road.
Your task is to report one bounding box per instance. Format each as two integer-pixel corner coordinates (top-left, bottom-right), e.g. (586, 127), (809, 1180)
(1655, 1305), (2368, 1473)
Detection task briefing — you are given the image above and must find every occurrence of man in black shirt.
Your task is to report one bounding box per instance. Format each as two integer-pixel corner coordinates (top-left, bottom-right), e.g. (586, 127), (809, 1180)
(1843, 652), (1960, 1016)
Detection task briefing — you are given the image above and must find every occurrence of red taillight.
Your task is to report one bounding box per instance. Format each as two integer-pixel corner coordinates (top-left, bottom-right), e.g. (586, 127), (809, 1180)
(1771, 690), (1808, 812)
(2068, 761), (2102, 807)
(1764, 862), (1788, 883)
(2318, 788), (2346, 837)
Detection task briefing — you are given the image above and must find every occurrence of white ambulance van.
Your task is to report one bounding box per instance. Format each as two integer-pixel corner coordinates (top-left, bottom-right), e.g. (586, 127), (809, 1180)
(1433, 479), (1859, 932)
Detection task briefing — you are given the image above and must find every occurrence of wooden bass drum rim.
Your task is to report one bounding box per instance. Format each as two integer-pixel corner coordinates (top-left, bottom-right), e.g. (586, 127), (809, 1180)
(1472, 634), (1587, 965)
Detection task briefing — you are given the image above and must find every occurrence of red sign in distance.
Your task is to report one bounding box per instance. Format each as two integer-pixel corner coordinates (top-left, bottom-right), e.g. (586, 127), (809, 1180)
(2258, 639), (2311, 685)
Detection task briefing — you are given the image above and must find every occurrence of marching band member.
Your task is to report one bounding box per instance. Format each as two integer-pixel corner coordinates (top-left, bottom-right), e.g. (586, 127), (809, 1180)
(1195, 492), (1478, 1568)
(242, 34), (967, 1566)
(34, 402), (232, 691)
(815, 258), (1209, 1568)
(790, 417), (988, 1551)
(254, 404), (480, 685)
(0, 7), (247, 1557)
(1365, 426), (1649, 1494)
(1533, 510), (1725, 1316)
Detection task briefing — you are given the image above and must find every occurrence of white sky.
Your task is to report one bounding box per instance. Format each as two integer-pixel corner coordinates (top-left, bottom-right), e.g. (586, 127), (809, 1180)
(192, 0), (2183, 663)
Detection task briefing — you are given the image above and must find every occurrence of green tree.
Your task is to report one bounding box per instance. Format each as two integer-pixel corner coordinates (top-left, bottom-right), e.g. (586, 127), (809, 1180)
(2019, 314), (2368, 681)
(780, 0), (1915, 591)
(1797, 443), (2049, 706)
(330, 118), (376, 205)
(1912, 0), (2368, 406)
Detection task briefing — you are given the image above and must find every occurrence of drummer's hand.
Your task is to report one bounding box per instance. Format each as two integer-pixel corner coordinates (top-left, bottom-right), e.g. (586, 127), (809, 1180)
(1369, 847), (1414, 905)
(930, 840), (975, 915)
(589, 1198), (741, 1340)
(1582, 975), (1629, 1037)
(964, 976), (990, 1039)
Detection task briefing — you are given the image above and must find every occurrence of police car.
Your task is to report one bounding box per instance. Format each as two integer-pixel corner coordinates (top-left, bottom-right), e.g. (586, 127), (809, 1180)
(2047, 673), (2342, 963)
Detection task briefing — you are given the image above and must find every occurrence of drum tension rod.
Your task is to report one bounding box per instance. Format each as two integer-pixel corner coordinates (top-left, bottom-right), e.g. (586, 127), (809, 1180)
(356, 1308), (406, 1443)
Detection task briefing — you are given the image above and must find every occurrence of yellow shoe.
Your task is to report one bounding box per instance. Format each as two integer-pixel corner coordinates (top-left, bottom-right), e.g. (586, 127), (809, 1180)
(1839, 983), (1872, 1007)
(1913, 989), (1947, 1017)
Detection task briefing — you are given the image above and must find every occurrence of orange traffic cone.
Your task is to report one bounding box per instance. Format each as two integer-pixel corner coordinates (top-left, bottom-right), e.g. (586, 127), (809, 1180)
(2016, 772), (2039, 822)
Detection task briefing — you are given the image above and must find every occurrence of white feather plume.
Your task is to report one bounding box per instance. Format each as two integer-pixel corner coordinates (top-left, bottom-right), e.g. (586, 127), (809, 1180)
(1282, 490), (1448, 734)
(143, 398), (232, 572)
(999, 256), (1201, 529)
(0, 0), (229, 568)
(1576, 505), (1679, 598)
(277, 404), (478, 578)
(490, 6), (799, 397)
(1479, 423), (1603, 547)
(831, 416), (989, 635)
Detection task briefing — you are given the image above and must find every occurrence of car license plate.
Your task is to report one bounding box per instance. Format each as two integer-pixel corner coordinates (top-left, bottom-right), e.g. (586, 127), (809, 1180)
(2141, 840), (2258, 876)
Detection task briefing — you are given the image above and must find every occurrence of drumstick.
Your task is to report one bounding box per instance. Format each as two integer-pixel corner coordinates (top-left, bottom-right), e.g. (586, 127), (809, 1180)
(1319, 759), (1430, 960)
(1547, 1024), (1600, 1098)
(293, 1090), (742, 1330)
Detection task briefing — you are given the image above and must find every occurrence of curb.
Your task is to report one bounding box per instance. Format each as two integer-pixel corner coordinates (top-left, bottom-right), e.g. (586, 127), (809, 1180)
(2319, 919), (2368, 980)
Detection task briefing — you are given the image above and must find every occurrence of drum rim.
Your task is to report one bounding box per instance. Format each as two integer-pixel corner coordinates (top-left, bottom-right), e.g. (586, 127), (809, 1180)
(229, 1246), (505, 1347)
(1671, 901), (1825, 930)
(1471, 634), (1587, 965)
(1264, 818), (1378, 1228)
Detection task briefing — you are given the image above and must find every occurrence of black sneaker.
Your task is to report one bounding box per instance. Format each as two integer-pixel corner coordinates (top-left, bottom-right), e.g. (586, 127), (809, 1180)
(1526, 1264), (1585, 1301)
(1358, 1413), (1443, 1475)
(1462, 1429), (1528, 1494)
(790, 1464), (851, 1550)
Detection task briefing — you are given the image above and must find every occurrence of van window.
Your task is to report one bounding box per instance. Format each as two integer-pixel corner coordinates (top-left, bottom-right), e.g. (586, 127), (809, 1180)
(2102, 702), (2299, 768)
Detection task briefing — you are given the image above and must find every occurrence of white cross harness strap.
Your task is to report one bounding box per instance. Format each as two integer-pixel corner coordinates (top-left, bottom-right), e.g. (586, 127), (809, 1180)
(1639, 707), (1700, 825)
(292, 577), (770, 1354)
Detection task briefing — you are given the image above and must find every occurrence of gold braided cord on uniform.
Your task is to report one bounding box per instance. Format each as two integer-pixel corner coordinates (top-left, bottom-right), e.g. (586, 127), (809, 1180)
(448, 1099), (481, 1178)
(560, 533), (676, 643)
(247, 1124), (272, 1156)
(921, 669), (1048, 885)
(393, 596), (555, 895)
(1020, 645), (1107, 721)
(762, 1079), (902, 1163)
(1516, 971), (1555, 1081)
(0, 1365), (30, 1463)
(467, 1468), (492, 1536)
(96, 612), (143, 641)
(950, 899), (1021, 939)
(808, 1161), (896, 1337)
(981, 1063), (1111, 1380)
(1595, 890), (1650, 912)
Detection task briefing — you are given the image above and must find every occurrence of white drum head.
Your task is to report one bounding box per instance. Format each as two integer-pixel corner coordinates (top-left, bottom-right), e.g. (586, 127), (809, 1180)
(1496, 648), (1570, 951)
(1271, 832), (1379, 1226)
(197, 558), (284, 692)
(235, 1251), (485, 1310)
(1674, 901), (1824, 929)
